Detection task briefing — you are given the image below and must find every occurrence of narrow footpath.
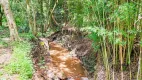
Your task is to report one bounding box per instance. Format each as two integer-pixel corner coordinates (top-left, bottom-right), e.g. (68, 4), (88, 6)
(0, 47), (20, 80)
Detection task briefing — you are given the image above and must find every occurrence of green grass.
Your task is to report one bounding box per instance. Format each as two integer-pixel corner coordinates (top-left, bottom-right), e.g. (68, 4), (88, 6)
(0, 40), (8, 48)
(0, 26), (9, 38)
(0, 72), (3, 76)
(4, 41), (33, 80)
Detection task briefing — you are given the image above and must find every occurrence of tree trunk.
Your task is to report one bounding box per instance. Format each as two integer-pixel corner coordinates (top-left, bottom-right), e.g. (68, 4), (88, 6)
(0, 5), (3, 26)
(0, 0), (20, 41)
(26, 0), (32, 32)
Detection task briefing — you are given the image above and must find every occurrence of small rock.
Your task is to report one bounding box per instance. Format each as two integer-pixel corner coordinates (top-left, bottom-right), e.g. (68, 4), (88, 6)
(67, 77), (75, 80)
(81, 77), (89, 80)
(47, 70), (55, 78)
(53, 76), (60, 80)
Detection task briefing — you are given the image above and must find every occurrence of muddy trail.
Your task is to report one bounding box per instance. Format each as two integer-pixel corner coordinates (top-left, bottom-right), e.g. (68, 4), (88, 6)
(32, 31), (95, 80)
(32, 38), (89, 80)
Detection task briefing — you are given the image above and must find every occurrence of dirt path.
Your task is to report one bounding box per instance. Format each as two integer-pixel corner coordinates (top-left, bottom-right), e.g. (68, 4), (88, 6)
(0, 47), (20, 80)
(32, 39), (89, 80)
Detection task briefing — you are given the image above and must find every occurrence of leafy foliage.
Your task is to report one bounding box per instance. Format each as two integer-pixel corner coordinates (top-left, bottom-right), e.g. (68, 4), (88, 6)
(87, 32), (101, 51)
(111, 3), (137, 25)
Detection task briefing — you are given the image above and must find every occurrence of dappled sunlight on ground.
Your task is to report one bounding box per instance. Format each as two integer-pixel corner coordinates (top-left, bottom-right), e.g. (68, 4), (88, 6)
(49, 42), (87, 79)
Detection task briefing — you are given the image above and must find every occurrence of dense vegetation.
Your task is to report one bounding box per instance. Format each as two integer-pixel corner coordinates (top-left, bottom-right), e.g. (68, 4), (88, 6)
(0, 0), (142, 80)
